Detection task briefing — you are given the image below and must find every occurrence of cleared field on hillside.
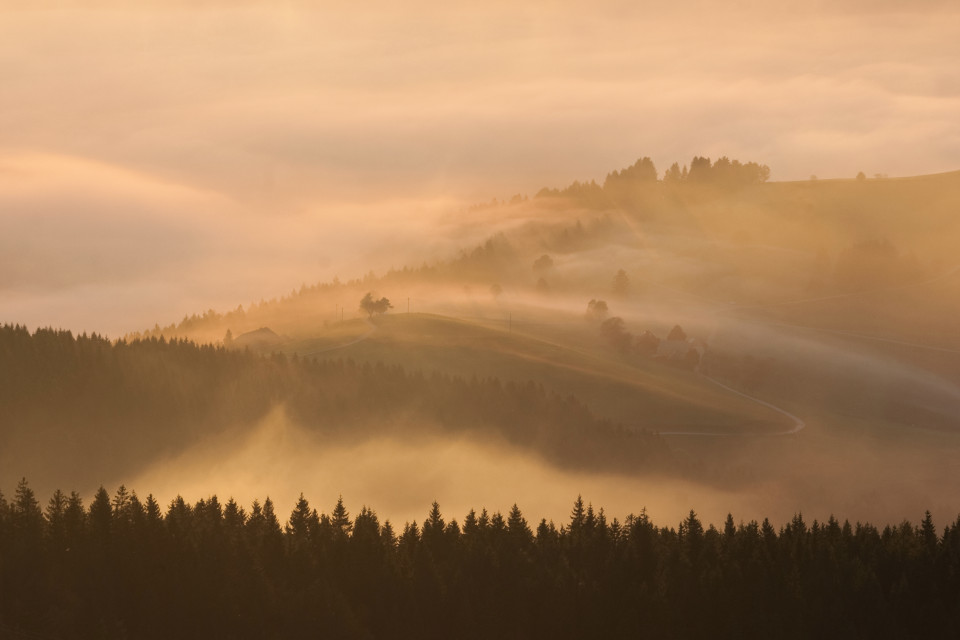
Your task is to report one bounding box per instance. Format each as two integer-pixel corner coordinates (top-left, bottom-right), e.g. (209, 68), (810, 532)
(280, 313), (793, 435)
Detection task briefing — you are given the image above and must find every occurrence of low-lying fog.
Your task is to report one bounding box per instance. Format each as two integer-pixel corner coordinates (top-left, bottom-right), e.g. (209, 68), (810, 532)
(123, 408), (960, 531)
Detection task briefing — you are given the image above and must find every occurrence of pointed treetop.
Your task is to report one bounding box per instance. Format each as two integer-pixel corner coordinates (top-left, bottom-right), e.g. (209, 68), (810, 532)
(332, 495), (352, 536)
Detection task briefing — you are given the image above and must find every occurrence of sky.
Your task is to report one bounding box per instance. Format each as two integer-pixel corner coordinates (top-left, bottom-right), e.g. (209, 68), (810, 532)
(2, 0), (959, 335)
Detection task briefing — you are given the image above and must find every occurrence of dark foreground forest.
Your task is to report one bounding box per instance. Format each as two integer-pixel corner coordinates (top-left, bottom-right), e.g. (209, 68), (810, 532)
(2, 480), (959, 639)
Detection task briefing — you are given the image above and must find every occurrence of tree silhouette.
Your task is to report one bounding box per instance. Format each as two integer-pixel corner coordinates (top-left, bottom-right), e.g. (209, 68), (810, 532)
(688, 156), (713, 183)
(663, 162), (683, 184)
(422, 502), (445, 549)
(635, 330), (660, 356)
(331, 496), (352, 539)
(507, 504), (532, 546)
(359, 292), (392, 318)
(532, 254), (554, 271)
(667, 325), (687, 341)
(600, 317), (633, 352)
(4, 480), (960, 637)
(286, 493), (314, 542)
(585, 299), (609, 321)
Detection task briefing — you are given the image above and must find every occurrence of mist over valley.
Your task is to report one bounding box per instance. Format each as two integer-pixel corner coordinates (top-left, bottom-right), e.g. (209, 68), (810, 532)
(3, 2), (960, 636)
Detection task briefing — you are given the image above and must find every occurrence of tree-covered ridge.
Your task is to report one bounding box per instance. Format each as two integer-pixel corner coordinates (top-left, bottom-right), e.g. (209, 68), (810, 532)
(121, 156), (775, 344)
(535, 155), (771, 205)
(0, 325), (669, 485)
(127, 156), (776, 344)
(2, 480), (959, 639)
(124, 232), (525, 342)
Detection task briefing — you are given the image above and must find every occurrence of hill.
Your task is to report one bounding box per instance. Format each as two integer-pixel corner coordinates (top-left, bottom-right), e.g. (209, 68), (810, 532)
(118, 162), (960, 453)
(278, 313), (792, 435)
(0, 325), (672, 498)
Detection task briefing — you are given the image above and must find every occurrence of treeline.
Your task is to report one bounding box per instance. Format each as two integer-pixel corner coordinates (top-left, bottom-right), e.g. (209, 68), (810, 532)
(2, 480), (959, 639)
(127, 234), (523, 343)
(597, 315), (702, 369)
(462, 155), (770, 213)
(127, 271), (382, 342)
(135, 219), (620, 342)
(0, 325), (669, 485)
(536, 155), (771, 204)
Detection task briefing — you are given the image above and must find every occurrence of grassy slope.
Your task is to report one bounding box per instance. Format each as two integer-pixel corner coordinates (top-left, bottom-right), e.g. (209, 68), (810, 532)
(278, 313), (793, 435)
(685, 170), (960, 256)
(153, 170), (960, 441)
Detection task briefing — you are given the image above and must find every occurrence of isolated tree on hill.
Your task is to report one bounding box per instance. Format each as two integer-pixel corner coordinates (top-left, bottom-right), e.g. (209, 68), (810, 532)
(359, 292), (392, 319)
(635, 330), (660, 356)
(533, 254), (554, 271)
(600, 317), (633, 353)
(585, 299), (609, 321)
(601, 317), (625, 336)
(666, 325), (687, 341)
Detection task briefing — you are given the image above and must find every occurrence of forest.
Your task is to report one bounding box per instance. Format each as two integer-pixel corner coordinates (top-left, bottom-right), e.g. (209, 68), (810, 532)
(1, 479), (959, 639)
(0, 324), (670, 491)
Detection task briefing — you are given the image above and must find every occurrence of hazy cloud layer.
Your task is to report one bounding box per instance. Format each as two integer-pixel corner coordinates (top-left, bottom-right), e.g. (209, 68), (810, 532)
(1, 1), (958, 332)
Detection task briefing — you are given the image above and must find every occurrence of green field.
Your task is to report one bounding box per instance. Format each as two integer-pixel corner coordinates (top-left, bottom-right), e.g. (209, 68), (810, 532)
(277, 313), (793, 434)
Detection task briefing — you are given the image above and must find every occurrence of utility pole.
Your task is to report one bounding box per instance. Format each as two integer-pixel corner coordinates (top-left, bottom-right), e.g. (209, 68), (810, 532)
(407, 297), (410, 313)
(509, 313), (512, 333)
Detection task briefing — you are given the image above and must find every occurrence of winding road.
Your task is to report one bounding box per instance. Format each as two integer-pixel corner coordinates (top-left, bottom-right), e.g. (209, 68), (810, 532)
(657, 370), (806, 437)
(657, 264), (960, 437)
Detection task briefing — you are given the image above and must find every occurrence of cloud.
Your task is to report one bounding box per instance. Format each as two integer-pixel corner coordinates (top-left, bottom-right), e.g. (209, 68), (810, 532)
(0, 152), (460, 334)
(1, 1), (958, 332)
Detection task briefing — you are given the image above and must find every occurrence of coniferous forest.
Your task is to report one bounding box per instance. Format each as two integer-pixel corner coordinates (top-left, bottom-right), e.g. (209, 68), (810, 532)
(0, 324), (669, 486)
(1, 479), (959, 639)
